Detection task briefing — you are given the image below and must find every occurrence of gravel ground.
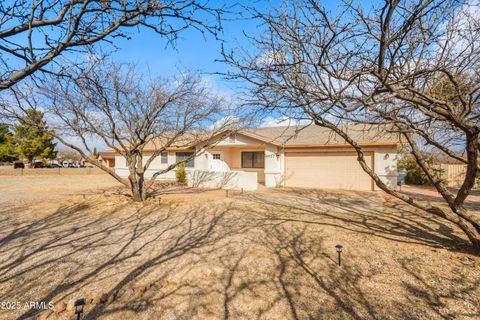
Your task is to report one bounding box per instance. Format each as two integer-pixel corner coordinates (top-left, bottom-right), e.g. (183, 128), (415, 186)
(0, 174), (121, 202)
(0, 176), (479, 320)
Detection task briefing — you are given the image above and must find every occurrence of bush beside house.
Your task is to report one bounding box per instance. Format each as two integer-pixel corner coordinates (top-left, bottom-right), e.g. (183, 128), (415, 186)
(398, 155), (445, 185)
(176, 163), (187, 184)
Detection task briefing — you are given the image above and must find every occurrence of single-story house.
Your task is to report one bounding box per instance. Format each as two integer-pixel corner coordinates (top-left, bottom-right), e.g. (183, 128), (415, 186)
(97, 152), (116, 168)
(113, 124), (399, 191)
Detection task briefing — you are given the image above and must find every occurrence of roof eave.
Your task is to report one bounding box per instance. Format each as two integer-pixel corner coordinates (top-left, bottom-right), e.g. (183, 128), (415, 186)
(283, 142), (400, 148)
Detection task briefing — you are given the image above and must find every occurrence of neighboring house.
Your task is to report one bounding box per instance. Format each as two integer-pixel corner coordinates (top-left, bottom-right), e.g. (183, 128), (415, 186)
(97, 152), (116, 168)
(114, 124), (400, 191)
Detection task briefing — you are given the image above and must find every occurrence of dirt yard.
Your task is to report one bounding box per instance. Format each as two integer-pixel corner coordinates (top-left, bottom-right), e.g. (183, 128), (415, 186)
(0, 174), (121, 202)
(0, 175), (479, 320)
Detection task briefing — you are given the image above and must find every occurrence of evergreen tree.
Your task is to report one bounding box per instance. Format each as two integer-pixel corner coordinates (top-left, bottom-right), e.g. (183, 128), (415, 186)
(0, 124), (19, 162)
(14, 109), (57, 166)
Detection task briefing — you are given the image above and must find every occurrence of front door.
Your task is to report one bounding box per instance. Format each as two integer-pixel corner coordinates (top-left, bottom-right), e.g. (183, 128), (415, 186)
(210, 152), (226, 171)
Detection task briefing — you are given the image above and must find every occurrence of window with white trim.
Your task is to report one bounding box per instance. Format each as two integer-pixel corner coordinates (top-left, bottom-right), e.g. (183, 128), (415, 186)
(241, 151), (264, 168)
(176, 152), (194, 168)
(161, 152), (168, 164)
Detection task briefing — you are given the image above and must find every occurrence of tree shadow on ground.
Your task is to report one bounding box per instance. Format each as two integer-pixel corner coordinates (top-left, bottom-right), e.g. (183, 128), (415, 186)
(239, 188), (473, 254)
(0, 199), (243, 319)
(0, 188), (478, 319)
(399, 186), (480, 213)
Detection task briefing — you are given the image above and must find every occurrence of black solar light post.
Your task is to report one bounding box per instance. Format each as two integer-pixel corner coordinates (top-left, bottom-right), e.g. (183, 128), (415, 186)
(335, 244), (343, 266)
(74, 298), (85, 320)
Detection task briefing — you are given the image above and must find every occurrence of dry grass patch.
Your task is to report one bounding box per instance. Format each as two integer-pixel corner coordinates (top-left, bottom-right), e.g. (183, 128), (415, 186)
(0, 183), (478, 319)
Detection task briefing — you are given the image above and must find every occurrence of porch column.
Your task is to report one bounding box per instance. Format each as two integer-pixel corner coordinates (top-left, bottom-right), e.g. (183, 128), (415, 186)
(194, 146), (209, 170)
(264, 144), (282, 187)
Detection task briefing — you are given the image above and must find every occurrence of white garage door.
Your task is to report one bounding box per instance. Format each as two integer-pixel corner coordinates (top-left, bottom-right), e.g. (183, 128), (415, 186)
(285, 151), (373, 190)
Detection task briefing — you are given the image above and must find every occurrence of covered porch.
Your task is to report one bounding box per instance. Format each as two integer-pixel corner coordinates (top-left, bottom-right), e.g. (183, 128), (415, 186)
(194, 139), (284, 189)
(208, 146), (266, 183)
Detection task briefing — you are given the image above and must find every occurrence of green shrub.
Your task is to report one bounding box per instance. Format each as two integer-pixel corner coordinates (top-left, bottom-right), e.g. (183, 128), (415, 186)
(398, 155), (445, 185)
(176, 162), (187, 184)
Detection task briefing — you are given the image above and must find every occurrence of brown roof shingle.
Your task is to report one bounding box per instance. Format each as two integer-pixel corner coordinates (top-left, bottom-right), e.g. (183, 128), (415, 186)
(106, 124), (400, 153)
(97, 152), (116, 159)
(245, 124), (400, 146)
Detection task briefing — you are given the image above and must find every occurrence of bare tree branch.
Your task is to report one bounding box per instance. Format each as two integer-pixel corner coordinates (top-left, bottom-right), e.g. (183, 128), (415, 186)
(223, 0), (480, 252)
(0, 0), (224, 90)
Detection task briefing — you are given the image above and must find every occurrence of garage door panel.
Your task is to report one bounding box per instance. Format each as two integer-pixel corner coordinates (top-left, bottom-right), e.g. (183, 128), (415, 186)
(285, 152), (373, 190)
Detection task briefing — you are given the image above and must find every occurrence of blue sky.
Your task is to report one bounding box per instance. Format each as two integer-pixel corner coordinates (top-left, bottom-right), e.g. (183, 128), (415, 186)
(108, 2), (265, 98)
(72, 0), (353, 150)
(3, 1), (363, 151)
(107, 0), (348, 98)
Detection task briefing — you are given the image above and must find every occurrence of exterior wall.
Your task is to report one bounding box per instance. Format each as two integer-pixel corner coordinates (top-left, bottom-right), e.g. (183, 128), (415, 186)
(264, 144), (283, 187)
(207, 144), (268, 184)
(115, 155), (126, 169)
(100, 158), (115, 168)
(187, 170), (258, 190)
(215, 134), (264, 147)
(114, 148), (258, 190)
(204, 147), (233, 171)
(224, 147), (265, 183)
(195, 146), (209, 170)
(373, 146), (398, 190)
(113, 133), (399, 191)
(115, 150), (194, 181)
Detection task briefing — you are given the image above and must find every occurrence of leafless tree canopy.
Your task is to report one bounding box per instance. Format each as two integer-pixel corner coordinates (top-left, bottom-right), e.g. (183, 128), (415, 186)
(7, 61), (238, 201)
(0, 0), (223, 89)
(224, 0), (480, 252)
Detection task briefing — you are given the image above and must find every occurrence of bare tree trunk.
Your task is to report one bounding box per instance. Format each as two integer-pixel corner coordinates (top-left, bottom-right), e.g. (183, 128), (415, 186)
(455, 209), (480, 253)
(6, 62), (237, 203)
(222, 0), (480, 253)
(129, 178), (146, 202)
(313, 119), (480, 254)
(127, 154), (147, 202)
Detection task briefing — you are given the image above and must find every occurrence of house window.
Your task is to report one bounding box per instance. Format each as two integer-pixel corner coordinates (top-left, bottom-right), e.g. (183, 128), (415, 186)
(176, 152), (194, 168)
(241, 151), (264, 168)
(212, 153), (221, 160)
(161, 152), (168, 164)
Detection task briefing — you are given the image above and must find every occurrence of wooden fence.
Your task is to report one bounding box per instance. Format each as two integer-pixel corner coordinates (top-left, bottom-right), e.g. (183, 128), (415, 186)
(439, 164), (479, 187)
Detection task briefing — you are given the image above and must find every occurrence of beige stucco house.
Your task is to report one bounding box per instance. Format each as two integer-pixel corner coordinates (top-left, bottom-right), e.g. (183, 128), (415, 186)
(114, 124), (400, 191)
(97, 152), (116, 168)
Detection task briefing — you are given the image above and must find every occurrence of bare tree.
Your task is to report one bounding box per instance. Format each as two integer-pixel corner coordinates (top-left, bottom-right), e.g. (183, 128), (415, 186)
(224, 0), (480, 252)
(57, 148), (83, 163)
(0, 0), (223, 90)
(7, 61), (238, 201)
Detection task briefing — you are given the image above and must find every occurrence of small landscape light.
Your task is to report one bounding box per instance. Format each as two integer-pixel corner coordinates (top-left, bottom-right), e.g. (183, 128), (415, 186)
(335, 244), (343, 266)
(74, 298), (85, 320)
